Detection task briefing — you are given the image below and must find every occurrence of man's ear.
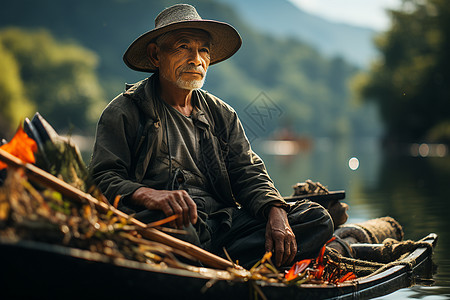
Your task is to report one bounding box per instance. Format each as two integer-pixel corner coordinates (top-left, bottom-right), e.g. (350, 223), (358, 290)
(147, 43), (159, 68)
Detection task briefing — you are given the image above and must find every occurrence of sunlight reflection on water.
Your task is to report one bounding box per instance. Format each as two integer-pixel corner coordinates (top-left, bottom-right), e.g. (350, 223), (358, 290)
(253, 137), (450, 299)
(348, 157), (360, 170)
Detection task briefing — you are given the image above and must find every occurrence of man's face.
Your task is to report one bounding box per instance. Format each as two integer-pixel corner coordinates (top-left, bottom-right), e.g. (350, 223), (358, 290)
(155, 29), (211, 90)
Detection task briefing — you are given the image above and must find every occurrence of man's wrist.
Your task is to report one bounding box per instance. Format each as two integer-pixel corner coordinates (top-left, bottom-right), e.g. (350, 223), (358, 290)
(263, 202), (290, 219)
(269, 205), (288, 218)
(130, 186), (153, 205)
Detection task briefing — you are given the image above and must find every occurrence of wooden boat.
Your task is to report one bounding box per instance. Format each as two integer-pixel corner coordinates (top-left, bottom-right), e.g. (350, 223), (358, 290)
(0, 233), (437, 299)
(0, 115), (438, 299)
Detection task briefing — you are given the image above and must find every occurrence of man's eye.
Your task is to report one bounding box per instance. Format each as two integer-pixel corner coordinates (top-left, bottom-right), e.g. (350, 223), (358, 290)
(201, 48), (210, 53)
(179, 44), (188, 49)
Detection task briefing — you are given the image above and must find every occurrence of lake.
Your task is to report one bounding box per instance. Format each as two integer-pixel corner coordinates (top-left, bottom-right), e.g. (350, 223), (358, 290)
(253, 137), (450, 299)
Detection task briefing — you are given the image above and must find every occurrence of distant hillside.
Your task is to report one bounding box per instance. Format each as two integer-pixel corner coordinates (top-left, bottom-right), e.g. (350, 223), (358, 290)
(0, 0), (381, 139)
(217, 0), (378, 68)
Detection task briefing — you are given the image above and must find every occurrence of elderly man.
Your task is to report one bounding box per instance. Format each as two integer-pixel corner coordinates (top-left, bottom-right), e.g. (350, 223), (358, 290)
(90, 4), (333, 268)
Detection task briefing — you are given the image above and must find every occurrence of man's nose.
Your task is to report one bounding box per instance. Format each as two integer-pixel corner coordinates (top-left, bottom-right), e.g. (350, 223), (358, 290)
(187, 48), (202, 65)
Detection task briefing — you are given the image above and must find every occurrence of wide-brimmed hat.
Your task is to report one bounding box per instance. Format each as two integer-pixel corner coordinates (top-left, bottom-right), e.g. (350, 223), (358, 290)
(123, 4), (242, 73)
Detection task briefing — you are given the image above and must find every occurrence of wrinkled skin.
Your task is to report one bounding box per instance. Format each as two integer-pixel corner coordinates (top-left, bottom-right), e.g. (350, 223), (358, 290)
(265, 206), (297, 267)
(131, 187), (198, 229)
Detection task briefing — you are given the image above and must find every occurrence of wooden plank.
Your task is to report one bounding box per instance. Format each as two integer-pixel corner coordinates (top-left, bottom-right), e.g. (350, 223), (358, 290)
(284, 190), (346, 207)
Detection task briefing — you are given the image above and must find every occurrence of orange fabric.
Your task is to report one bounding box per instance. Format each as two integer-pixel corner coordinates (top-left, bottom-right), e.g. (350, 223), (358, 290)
(0, 125), (37, 169)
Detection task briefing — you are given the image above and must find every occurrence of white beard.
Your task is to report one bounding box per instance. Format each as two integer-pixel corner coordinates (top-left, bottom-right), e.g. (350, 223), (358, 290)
(176, 73), (206, 90)
(160, 66), (207, 91)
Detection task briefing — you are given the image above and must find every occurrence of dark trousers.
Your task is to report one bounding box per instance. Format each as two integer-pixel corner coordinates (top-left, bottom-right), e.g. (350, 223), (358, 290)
(134, 198), (334, 269)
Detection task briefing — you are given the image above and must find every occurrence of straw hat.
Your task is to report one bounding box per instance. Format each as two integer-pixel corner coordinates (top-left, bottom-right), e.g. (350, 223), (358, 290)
(123, 4), (242, 72)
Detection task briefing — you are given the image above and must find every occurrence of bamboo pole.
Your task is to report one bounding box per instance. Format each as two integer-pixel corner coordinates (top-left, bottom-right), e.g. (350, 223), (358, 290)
(0, 148), (235, 270)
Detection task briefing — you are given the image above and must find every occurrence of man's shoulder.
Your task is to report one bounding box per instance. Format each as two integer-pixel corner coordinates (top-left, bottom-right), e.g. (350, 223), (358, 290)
(105, 78), (148, 107)
(99, 90), (142, 123)
(197, 89), (236, 116)
(123, 78), (149, 98)
(104, 93), (137, 112)
(103, 77), (153, 116)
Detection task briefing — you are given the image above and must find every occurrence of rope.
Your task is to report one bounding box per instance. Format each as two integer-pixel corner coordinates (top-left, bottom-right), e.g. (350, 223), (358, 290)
(326, 239), (433, 278)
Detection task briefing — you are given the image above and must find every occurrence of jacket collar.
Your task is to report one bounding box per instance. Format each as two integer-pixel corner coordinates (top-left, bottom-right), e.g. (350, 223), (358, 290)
(123, 74), (161, 122)
(191, 90), (212, 131)
(124, 74), (213, 130)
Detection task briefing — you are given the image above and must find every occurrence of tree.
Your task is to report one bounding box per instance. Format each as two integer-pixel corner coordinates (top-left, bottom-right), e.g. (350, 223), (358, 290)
(360, 0), (450, 143)
(0, 0), (382, 140)
(0, 28), (106, 136)
(0, 42), (35, 139)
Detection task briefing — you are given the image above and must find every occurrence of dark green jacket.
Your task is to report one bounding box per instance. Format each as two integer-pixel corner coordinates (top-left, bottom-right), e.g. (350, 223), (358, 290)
(90, 74), (288, 220)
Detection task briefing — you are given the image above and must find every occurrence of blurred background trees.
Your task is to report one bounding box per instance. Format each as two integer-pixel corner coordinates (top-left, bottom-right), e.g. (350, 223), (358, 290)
(0, 0), (449, 147)
(0, 38), (35, 138)
(359, 0), (450, 144)
(0, 28), (105, 139)
(0, 0), (381, 143)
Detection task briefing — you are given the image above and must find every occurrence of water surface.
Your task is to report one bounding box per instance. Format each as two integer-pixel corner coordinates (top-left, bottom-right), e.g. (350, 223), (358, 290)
(254, 137), (450, 299)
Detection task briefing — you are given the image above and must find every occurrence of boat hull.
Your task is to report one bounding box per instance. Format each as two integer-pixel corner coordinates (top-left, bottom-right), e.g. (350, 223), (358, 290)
(1, 234), (436, 299)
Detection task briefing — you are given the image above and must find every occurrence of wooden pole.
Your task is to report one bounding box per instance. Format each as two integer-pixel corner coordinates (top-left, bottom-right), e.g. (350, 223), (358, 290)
(0, 148), (235, 270)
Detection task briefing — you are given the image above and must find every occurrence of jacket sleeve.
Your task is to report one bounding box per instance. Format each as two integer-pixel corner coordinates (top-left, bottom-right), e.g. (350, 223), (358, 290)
(226, 111), (289, 220)
(89, 96), (145, 203)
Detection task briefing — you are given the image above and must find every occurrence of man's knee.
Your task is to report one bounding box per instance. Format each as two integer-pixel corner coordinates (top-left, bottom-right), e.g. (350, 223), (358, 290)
(288, 200), (333, 227)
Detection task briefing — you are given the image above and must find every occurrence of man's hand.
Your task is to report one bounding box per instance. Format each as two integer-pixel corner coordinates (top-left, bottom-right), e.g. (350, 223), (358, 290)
(131, 187), (197, 228)
(265, 206), (297, 267)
